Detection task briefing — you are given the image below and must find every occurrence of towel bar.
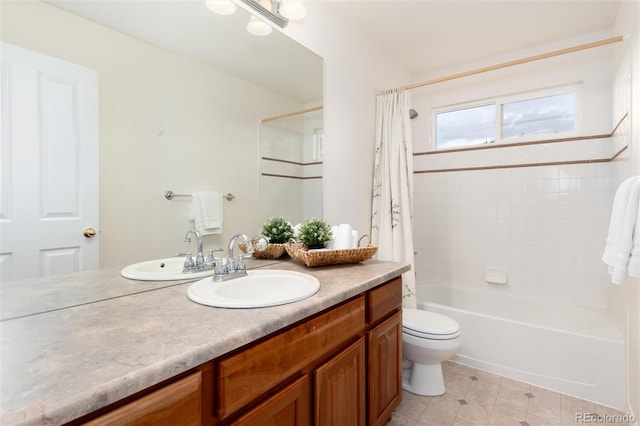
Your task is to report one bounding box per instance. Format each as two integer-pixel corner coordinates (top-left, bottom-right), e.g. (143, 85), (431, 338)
(165, 190), (235, 202)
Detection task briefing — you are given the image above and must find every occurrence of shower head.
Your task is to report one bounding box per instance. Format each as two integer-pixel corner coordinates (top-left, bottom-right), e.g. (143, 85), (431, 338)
(409, 108), (418, 119)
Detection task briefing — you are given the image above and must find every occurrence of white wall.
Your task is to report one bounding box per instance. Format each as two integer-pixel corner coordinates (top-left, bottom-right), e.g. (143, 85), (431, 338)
(1, 1), (304, 267)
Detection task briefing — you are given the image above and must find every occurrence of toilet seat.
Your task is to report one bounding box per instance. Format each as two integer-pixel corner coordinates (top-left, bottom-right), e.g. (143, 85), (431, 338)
(403, 309), (461, 340)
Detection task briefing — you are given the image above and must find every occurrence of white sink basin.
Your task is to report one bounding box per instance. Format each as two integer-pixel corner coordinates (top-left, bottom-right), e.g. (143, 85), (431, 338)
(187, 270), (320, 308)
(121, 257), (213, 281)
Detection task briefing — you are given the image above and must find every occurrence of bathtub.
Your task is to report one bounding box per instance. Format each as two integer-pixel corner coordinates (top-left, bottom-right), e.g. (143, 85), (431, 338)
(419, 286), (625, 410)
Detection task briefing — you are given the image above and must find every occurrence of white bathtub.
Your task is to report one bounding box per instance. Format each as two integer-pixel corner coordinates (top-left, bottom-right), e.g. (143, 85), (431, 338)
(419, 286), (625, 410)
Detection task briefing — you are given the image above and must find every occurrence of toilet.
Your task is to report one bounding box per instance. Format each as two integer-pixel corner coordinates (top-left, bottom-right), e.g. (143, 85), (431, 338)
(402, 308), (462, 396)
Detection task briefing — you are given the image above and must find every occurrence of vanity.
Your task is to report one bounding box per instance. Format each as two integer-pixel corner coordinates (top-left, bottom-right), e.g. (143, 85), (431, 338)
(0, 259), (410, 425)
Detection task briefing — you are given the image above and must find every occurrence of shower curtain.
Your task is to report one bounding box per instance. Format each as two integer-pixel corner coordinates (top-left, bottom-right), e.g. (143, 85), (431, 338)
(371, 90), (417, 308)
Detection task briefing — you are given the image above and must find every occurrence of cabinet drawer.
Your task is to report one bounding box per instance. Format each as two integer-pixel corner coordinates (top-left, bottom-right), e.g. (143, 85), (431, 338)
(367, 277), (402, 324)
(84, 371), (202, 426)
(217, 296), (366, 418)
(231, 375), (310, 425)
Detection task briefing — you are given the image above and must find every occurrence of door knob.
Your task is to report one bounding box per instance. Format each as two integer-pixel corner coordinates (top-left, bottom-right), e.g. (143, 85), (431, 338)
(83, 227), (97, 238)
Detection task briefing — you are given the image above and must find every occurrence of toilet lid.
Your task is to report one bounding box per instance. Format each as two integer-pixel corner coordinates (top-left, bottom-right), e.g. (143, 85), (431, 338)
(403, 309), (461, 340)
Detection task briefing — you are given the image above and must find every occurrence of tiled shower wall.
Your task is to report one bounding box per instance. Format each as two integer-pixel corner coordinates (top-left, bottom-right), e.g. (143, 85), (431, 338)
(413, 161), (617, 308)
(410, 31), (633, 309)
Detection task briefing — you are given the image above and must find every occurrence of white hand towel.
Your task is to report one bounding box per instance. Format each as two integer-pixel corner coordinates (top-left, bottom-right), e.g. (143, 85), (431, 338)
(191, 191), (223, 235)
(602, 176), (640, 284)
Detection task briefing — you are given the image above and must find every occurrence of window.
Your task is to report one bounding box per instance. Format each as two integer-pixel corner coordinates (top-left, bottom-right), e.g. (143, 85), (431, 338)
(433, 86), (579, 150)
(501, 93), (575, 139)
(436, 104), (496, 149)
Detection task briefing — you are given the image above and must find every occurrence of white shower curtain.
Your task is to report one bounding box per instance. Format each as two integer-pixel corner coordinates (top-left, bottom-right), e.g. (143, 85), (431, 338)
(371, 90), (417, 309)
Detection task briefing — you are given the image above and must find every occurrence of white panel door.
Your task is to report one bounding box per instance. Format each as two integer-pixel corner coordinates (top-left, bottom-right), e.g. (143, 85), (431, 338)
(0, 43), (99, 281)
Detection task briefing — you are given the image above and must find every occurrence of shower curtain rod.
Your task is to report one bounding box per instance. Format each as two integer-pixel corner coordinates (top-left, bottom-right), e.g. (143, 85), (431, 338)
(260, 105), (323, 123)
(388, 35), (627, 93)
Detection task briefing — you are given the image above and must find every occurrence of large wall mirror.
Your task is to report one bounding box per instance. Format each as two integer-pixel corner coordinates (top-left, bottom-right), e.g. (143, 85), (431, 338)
(258, 106), (323, 227)
(1, 0), (323, 275)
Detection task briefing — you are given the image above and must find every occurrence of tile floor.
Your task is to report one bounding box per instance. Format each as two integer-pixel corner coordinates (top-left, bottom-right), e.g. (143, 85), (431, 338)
(389, 361), (633, 426)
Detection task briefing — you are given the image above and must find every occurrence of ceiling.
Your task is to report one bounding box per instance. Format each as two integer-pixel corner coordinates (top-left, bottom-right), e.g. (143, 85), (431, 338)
(327, 0), (623, 77)
(47, 0), (623, 102)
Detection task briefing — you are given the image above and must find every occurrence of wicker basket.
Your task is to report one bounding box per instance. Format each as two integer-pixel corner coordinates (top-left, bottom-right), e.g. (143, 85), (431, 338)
(238, 242), (287, 260)
(285, 241), (378, 267)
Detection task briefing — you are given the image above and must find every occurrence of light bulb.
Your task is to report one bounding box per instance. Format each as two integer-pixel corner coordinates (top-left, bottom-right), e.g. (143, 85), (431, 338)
(247, 15), (272, 36)
(279, 0), (306, 20)
(205, 0), (236, 15)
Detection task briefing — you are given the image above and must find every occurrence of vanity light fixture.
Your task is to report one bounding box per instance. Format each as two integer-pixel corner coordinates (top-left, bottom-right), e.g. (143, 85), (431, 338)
(279, 0), (307, 20)
(247, 15), (273, 36)
(205, 0), (237, 15)
(206, 0), (307, 35)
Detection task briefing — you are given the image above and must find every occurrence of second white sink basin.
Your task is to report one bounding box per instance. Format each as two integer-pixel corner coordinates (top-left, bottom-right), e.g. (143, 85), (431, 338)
(187, 270), (320, 308)
(121, 257), (213, 281)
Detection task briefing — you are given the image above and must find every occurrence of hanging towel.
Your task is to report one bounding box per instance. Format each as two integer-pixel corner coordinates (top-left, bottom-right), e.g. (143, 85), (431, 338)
(602, 176), (640, 284)
(629, 201), (640, 278)
(190, 191), (223, 235)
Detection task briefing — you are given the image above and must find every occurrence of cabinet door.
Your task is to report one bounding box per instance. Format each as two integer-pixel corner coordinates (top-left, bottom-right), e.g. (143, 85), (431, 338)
(83, 371), (201, 426)
(368, 310), (402, 426)
(314, 337), (366, 426)
(231, 375), (310, 426)
(218, 297), (365, 419)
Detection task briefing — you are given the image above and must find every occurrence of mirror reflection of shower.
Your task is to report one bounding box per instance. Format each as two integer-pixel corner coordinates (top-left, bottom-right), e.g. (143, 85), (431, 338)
(258, 106), (323, 229)
(312, 128), (324, 161)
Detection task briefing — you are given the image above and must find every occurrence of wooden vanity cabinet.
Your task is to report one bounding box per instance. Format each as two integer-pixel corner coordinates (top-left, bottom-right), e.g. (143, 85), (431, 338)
(82, 371), (203, 426)
(366, 277), (403, 426)
(216, 296), (367, 421)
(220, 277), (403, 426)
(230, 375), (311, 426)
(73, 277), (402, 426)
(314, 337), (367, 425)
(367, 310), (402, 426)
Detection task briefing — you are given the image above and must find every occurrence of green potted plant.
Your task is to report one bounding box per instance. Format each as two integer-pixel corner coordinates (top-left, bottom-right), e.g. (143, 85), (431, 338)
(261, 216), (294, 244)
(298, 218), (333, 249)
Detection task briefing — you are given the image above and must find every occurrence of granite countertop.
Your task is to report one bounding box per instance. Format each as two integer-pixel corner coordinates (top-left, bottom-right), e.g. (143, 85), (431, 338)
(0, 259), (410, 425)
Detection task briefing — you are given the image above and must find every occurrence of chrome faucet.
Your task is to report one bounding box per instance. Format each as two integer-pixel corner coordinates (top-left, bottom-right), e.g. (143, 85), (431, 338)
(227, 234), (250, 263)
(184, 229), (204, 268)
(211, 234), (267, 282)
(181, 229), (222, 273)
(211, 234), (250, 282)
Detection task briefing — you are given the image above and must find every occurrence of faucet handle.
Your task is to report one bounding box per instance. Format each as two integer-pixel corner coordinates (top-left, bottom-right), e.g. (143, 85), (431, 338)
(234, 255), (246, 271)
(183, 252), (195, 269)
(225, 257), (235, 273)
(195, 251), (204, 267)
(204, 249), (215, 264)
(213, 259), (225, 275)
